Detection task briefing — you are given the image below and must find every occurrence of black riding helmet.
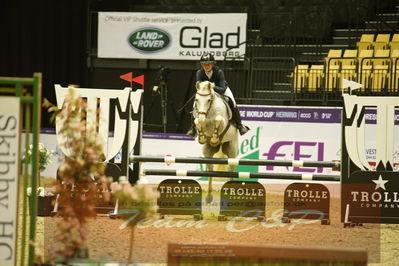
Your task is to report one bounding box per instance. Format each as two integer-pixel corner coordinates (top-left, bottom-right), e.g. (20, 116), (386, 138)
(200, 54), (216, 64)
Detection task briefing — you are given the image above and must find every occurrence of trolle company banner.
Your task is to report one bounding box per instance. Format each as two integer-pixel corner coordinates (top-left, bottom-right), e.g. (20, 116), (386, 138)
(0, 97), (20, 266)
(98, 12), (247, 60)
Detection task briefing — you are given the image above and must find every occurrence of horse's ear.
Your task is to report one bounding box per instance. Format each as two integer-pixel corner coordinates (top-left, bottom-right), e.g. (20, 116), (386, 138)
(209, 82), (215, 91)
(195, 81), (200, 90)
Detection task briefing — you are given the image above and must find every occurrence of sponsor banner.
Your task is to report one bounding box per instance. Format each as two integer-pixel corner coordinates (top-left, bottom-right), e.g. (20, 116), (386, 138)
(98, 12), (247, 60)
(220, 181), (266, 217)
(157, 179), (202, 216)
(0, 97), (20, 266)
(283, 183), (331, 224)
(362, 109), (399, 125)
(341, 95), (399, 224)
(239, 106), (399, 124)
(36, 106), (399, 184)
(239, 106), (341, 123)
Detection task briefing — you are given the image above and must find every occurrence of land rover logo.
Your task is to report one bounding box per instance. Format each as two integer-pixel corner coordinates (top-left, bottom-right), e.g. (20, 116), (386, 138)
(129, 28), (170, 52)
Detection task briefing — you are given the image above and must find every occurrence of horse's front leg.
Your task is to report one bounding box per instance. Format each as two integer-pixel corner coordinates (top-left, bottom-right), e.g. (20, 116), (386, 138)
(195, 117), (207, 144)
(210, 115), (223, 147)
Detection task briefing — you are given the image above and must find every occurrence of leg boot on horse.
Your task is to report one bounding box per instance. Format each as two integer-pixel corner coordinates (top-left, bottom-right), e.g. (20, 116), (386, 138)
(186, 116), (197, 137)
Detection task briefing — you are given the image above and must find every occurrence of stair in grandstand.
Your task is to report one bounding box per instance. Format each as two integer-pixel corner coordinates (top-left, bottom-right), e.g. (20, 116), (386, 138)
(250, 81), (293, 105)
(304, 12), (399, 62)
(331, 10), (399, 45)
(300, 5), (399, 66)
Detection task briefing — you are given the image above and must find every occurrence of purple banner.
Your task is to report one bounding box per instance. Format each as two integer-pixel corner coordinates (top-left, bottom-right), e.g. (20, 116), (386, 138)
(143, 132), (194, 141)
(239, 106), (341, 123)
(239, 106), (399, 125)
(39, 107), (399, 137)
(364, 109), (399, 125)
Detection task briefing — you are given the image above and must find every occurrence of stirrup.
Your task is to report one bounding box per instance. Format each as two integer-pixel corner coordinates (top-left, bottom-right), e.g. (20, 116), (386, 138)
(238, 125), (250, 135)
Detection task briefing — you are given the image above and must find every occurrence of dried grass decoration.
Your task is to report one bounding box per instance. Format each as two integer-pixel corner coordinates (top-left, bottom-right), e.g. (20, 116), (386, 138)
(44, 88), (110, 263)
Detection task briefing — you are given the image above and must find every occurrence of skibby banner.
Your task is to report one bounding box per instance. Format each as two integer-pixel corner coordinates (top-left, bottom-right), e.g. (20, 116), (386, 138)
(98, 12), (247, 60)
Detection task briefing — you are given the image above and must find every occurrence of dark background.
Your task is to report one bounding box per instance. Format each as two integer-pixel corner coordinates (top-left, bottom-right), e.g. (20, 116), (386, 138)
(1, 0), (397, 132)
(0, 0), (197, 133)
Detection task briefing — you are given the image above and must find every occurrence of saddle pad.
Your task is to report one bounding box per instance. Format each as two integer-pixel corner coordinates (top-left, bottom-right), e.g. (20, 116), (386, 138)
(220, 95), (233, 120)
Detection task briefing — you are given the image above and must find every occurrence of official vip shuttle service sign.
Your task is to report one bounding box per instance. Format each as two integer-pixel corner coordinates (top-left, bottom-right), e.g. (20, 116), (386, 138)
(0, 97), (20, 266)
(98, 12), (247, 60)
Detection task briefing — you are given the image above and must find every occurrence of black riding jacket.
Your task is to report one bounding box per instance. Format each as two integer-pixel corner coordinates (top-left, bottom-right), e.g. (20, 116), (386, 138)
(196, 67), (227, 94)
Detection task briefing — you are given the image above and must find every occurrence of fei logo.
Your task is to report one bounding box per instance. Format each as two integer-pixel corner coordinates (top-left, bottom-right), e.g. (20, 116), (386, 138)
(263, 141), (325, 173)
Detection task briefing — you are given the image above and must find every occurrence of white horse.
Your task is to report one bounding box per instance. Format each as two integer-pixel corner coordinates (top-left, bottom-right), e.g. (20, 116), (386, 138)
(193, 81), (239, 203)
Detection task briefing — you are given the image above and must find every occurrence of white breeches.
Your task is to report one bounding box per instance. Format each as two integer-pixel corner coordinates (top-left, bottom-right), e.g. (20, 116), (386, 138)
(224, 87), (236, 107)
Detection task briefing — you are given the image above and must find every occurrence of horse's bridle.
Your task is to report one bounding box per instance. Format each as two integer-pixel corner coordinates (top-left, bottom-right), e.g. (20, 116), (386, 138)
(195, 91), (214, 116)
(194, 90), (230, 141)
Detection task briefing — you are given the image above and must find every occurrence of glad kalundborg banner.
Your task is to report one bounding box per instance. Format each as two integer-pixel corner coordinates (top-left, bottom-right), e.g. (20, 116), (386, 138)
(98, 12), (247, 60)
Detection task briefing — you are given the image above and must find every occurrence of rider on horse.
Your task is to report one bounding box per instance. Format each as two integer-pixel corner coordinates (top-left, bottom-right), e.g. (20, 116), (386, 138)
(187, 54), (250, 137)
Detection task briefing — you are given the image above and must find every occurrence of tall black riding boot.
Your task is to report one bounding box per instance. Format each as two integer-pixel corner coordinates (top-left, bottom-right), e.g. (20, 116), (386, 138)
(186, 116), (197, 137)
(230, 103), (250, 135)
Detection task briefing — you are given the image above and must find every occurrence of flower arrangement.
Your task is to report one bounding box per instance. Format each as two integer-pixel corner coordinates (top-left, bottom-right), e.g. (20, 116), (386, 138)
(110, 176), (159, 262)
(26, 186), (56, 197)
(22, 142), (54, 172)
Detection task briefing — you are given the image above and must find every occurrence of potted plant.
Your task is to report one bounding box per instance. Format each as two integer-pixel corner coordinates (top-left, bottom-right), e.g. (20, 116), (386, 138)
(22, 143), (56, 216)
(26, 186), (57, 217)
(22, 142), (54, 174)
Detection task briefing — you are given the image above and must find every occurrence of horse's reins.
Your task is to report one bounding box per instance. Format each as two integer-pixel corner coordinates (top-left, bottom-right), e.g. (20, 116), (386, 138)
(195, 91), (214, 116)
(177, 94), (196, 113)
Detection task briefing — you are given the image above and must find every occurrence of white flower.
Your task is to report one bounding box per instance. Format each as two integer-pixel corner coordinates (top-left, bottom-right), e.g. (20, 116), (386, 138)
(26, 187), (32, 196)
(22, 143), (54, 171)
(26, 186), (55, 197)
(37, 187), (45, 197)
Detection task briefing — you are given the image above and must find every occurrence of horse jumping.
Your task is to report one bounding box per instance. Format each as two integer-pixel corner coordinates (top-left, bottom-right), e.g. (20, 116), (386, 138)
(193, 80), (239, 202)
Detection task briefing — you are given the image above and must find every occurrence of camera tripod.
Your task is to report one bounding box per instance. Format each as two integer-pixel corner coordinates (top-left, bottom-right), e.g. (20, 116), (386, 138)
(145, 67), (179, 133)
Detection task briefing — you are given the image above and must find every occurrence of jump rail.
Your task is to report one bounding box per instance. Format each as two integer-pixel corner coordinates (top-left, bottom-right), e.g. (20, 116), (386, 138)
(142, 169), (341, 182)
(131, 155), (341, 169)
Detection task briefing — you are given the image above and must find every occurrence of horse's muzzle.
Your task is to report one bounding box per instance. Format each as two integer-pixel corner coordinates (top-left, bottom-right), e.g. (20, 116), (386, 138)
(197, 113), (206, 125)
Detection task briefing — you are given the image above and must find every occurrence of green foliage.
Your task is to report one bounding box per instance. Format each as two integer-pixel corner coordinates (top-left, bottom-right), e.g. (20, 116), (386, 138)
(22, 143), (53, 172)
